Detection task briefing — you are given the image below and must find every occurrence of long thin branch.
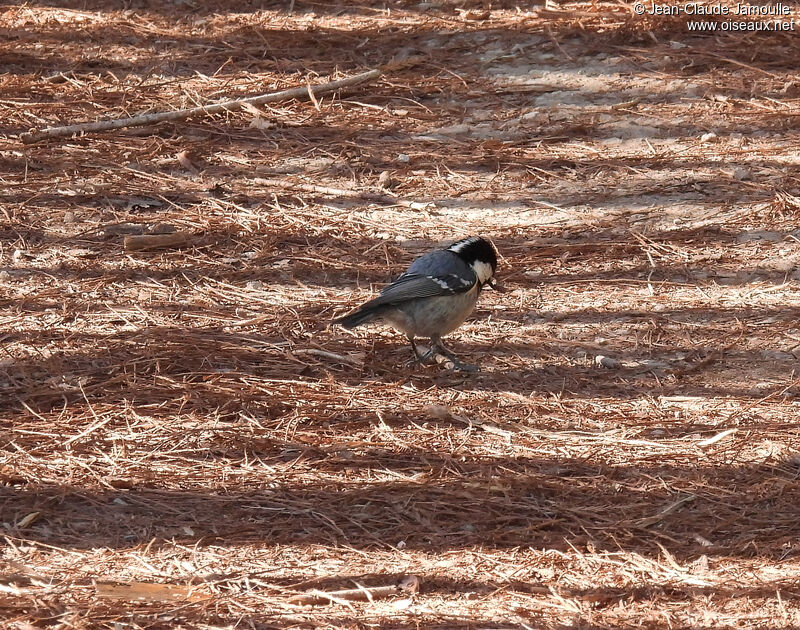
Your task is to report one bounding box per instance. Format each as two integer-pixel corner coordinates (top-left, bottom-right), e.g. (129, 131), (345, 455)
(19, 69), (381, 144)
(252, 176), (433, 210)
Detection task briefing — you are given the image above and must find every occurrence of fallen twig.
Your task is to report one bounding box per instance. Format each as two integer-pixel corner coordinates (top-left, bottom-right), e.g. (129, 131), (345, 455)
(293, 348), (366, 367)
(631, 495), (696, 528)
(95, 581), (209, 602)
(289, 575), (420, 606)
(252, 176), (432, 210)
(123, 231), (194, 252)
(20, 69), (381, 143)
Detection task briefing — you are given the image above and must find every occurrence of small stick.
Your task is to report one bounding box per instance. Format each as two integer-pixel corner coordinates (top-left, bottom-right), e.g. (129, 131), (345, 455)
(293, 348), (365, 367)
(631, 494), (695, 528)
(701, 52), (780, 79)
(20, 69), (381, 144)
(252, 176), (432, 210)
(123, 231), (194, 252)
(289, 575), (420, 605)
(697, 428), (737, 448)
(63, 414), (112, 447)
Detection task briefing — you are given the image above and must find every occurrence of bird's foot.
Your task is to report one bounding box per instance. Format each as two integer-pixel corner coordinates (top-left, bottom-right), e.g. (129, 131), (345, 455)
(406, 344), (436, 367)
(431, 341), (479, 373)
(442, 357), (480, 373)
(406, 342), (479, 372)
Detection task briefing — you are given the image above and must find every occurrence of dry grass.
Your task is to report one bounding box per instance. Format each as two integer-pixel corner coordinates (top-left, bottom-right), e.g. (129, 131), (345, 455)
(3, 1), (800, 628)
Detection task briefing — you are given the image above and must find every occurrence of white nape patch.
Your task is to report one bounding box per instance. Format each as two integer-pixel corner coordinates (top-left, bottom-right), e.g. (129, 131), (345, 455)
(472, 260), (494, 284)
(448, 236), (481, 254)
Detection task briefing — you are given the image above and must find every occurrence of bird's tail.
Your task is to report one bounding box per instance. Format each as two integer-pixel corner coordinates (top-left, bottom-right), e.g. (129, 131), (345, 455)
(332, 302), (387, 329)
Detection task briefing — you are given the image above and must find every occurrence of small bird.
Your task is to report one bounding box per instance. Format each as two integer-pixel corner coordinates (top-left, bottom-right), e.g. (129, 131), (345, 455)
(334, 236), (499, 371)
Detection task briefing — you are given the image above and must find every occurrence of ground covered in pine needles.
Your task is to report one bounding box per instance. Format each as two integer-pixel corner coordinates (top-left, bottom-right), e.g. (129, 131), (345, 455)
(3, 1), (800, 628)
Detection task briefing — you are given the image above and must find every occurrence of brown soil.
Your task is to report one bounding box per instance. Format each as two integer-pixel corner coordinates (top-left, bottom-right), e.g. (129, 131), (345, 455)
(3, 1), (800, 628)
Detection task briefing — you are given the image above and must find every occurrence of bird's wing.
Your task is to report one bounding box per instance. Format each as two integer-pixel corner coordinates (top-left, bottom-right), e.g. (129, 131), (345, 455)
(370, 271), (476, 306)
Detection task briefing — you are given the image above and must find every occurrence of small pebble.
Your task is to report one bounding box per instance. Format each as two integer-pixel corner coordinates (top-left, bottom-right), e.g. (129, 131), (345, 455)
(595, 355), (621, 369)
(377, 170), (394, 189)
(397, 153), (410, 163)
(733, 166), (751, 181)
(424, 404), (451, 420)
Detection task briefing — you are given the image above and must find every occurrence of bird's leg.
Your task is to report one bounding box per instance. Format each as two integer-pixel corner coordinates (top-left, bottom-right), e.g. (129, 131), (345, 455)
(405, 335), (435, 367)
(431, 335), (456, 359)
(431, 335), (479, 373)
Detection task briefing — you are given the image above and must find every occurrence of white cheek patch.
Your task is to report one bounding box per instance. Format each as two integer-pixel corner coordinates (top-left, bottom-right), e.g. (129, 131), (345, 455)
(471, 260), (494, 284)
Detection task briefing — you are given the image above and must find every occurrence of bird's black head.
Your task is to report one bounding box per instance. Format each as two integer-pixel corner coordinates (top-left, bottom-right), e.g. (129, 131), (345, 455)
(447, 236), (498, 285)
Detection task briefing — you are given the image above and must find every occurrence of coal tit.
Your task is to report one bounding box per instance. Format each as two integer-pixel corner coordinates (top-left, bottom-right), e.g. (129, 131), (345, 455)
(334, 236), (499, 371)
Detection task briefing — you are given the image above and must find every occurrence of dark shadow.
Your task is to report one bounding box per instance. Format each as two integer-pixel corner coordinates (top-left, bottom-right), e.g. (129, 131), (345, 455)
(3, 455), (800, 560)
(1, 308), (799, 408)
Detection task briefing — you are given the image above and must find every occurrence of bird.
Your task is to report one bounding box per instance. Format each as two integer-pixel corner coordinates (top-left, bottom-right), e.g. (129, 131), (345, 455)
(333, 236), (499, 371)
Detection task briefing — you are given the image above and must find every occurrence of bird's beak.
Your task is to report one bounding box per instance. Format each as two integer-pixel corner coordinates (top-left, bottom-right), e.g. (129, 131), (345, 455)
(486, 278), (505, 293)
